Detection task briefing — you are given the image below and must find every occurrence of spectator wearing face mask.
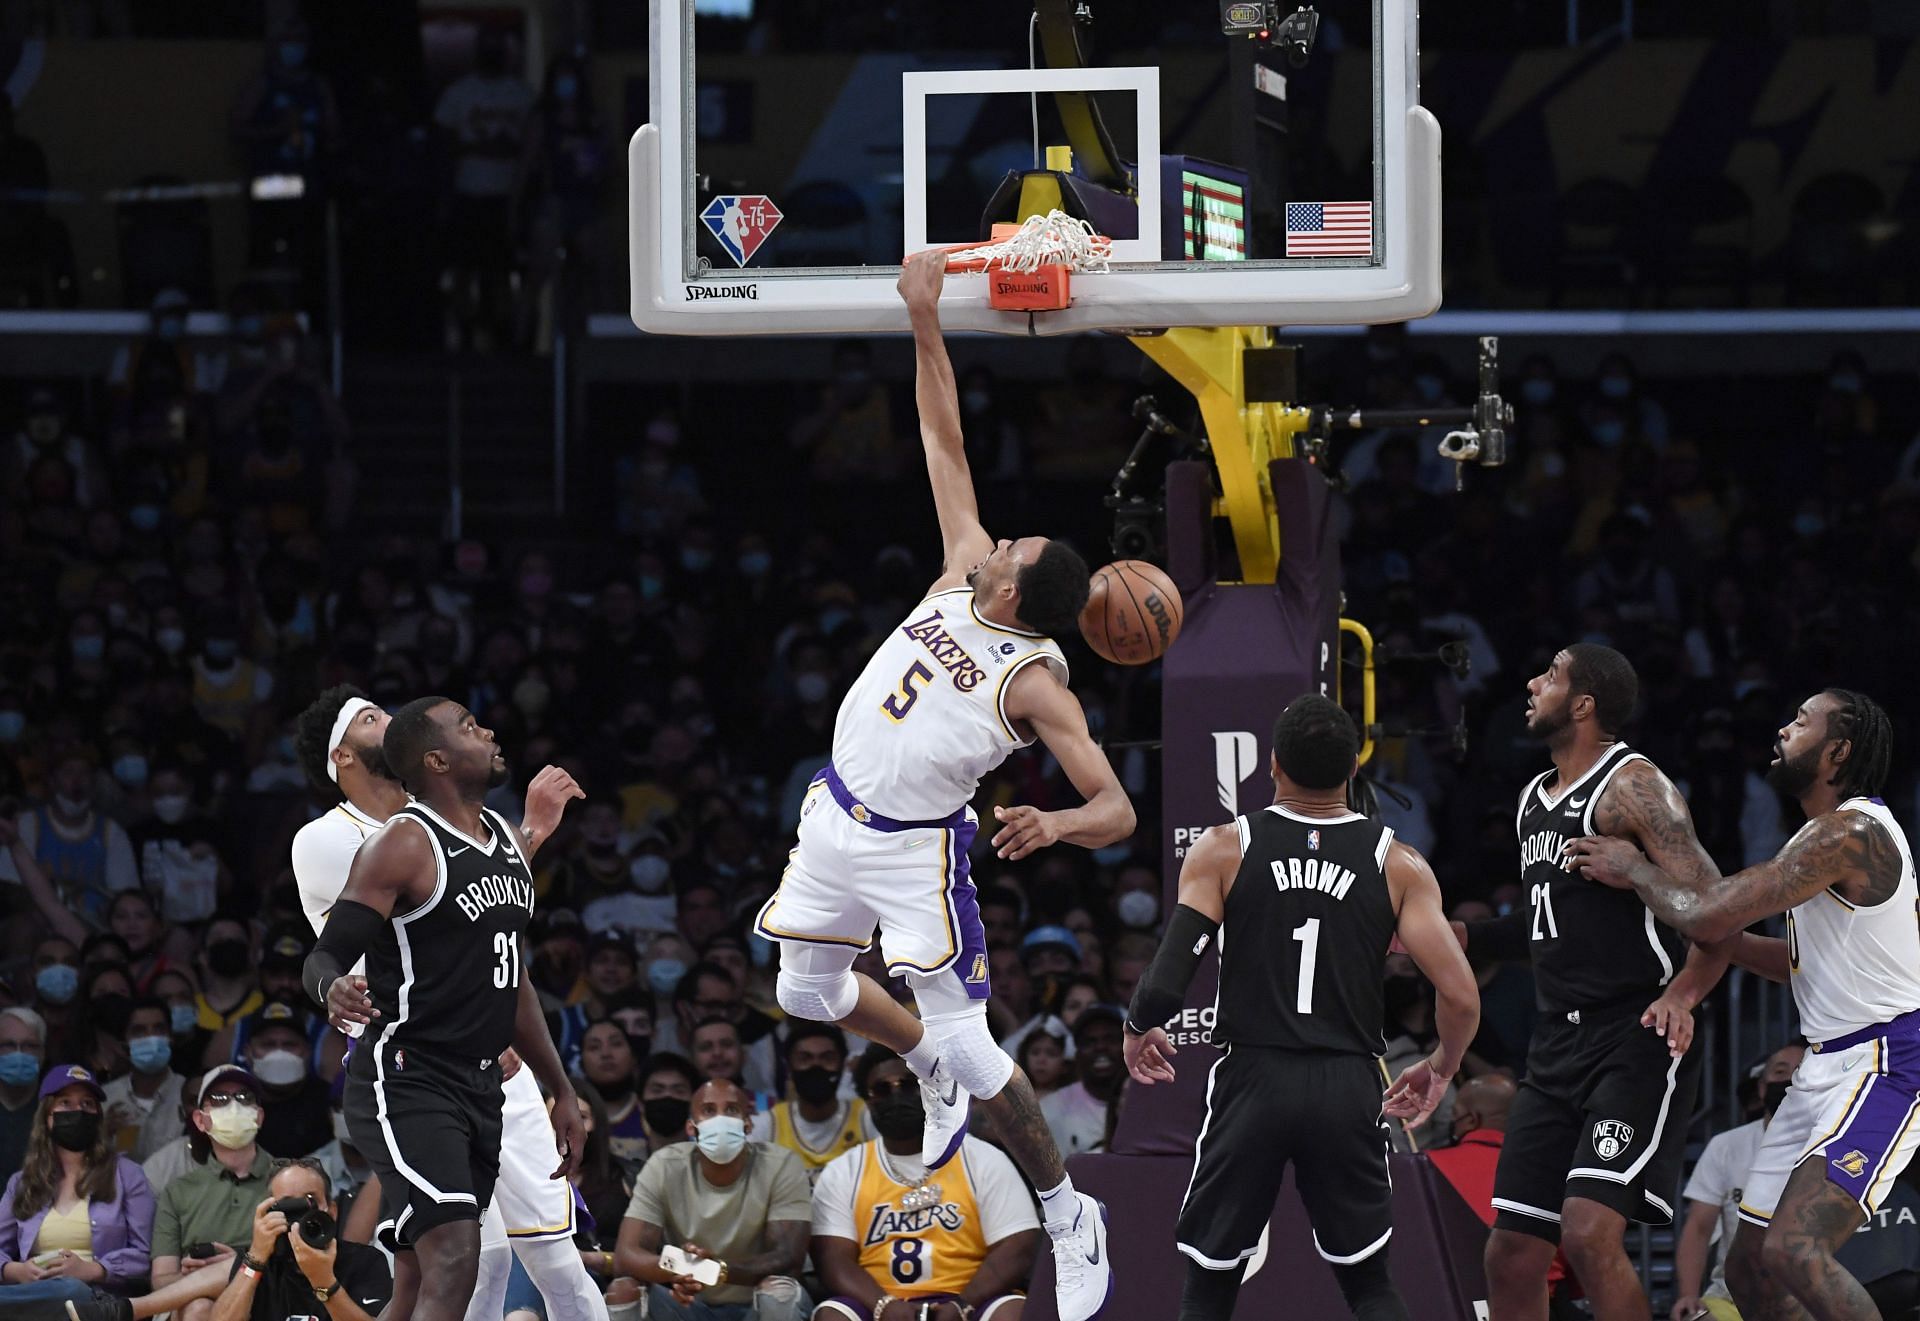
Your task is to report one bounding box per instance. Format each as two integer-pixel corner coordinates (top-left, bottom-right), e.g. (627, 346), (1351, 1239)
(810, 1046), (1039, 1321)
(749, 1026), (869, 1186)
(611, 1079), (812, 1320)
(24, 938), (84, 1064)
(0, 1008), (48, 1185)
(208, 932), (323, 1079)
(1669, 1042), (1808, 1321)
(78, 965), (138, 1082)
(528, 908), (589, 1012)
(658, 962), (779, 1096)
(188, 611), (274, 758)
(1040, 1006), (1126, 1157)
(625, 1053), (699, 1167)
(150, 1066), (275, 1311)
(0, 750), (139, 925)
(103, 999), (186, 1162)
(6, 385), (108, 510)
(193, 919), (263, 1037)
(150, 972), (207, 1080)
(582, 835), (678, 940)
(0, 1065), (154, 1309)
(235, 1006), (330, 1161)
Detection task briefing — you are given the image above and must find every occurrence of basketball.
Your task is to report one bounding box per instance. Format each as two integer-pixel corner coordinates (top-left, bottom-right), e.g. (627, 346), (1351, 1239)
(1080, 560), (1184, 665)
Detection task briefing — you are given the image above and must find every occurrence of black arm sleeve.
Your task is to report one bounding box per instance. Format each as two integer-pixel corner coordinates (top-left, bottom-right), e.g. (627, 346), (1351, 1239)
(1464, 910), (1529, 962)
(1125, 903), (1221, 1035)
(304, 899), (386, 1008)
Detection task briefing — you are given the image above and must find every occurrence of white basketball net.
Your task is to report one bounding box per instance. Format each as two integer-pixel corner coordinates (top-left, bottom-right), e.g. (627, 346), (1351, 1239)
(950, 209), (1113, 274)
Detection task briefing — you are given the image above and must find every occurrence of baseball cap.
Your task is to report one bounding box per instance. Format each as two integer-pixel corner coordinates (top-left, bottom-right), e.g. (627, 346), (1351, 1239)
(261, 929), (310, 970)
(246, 1000), (308, 1034)
(1020, 925), (1083, 963)
(587, 931), (635, 960)
(531, 908), (586, 945)
(39, 1064), (106, 1102)
(199, 1064), (261, 1105)
(1071, 1004), (1127, 1039)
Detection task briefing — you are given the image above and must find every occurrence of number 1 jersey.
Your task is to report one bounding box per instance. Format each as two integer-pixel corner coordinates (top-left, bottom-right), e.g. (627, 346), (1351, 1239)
(1516, 743), (1687, 1013)
(362, 803), (536, 1060)
(832, 587), (1067, 821)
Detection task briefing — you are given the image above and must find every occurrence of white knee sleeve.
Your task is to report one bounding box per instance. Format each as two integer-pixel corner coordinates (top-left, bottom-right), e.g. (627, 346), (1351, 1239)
(461, 1229), (513, 1321)
(513, 1234), (611, 1321)
(907, 982), (1013, 1100)
(775, 942), (861, 1023)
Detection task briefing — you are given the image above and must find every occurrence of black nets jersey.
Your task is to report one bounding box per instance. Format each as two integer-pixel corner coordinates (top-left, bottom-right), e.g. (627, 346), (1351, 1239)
(363, 803), (535, 1060)
(1516, 743), (1687, 1012)
(1213, 805), (1398, 1055)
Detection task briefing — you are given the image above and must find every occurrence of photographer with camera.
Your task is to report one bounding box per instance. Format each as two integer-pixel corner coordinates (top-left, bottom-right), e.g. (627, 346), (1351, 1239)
(211, 1157), (388, 1321)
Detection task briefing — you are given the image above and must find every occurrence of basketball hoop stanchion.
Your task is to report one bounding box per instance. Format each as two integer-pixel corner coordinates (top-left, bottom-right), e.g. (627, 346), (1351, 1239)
(936, 209), (1112, 312)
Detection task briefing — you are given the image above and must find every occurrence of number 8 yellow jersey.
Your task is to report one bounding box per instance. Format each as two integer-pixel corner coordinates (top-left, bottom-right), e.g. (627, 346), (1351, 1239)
(832, 589), (1067, 821)
(812, 1136), (1041, 1299)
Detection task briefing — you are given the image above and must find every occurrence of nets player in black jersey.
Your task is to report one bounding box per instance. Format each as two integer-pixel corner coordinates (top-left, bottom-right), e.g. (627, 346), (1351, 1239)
(1121, 696), (1481, 1321)
(1462, 645), (1730, 1321)
(303, 697), (587, 1321)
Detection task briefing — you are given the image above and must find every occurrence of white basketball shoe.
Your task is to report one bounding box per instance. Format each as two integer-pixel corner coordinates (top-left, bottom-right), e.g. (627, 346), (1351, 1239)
(1048, 1192), (1113, 1321)
(919, 1055), (970, 1169)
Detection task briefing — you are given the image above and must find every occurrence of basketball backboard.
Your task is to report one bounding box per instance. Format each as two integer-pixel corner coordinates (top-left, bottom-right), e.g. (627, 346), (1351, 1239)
(629, 0), (1440, 336)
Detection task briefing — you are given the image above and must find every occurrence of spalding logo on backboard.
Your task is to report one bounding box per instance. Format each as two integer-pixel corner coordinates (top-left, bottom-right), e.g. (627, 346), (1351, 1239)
(700, 195), (784, 267)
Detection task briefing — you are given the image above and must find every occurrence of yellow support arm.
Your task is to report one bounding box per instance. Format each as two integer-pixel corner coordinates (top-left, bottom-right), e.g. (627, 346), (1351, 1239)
(1338, 618), (1377, 768)
(1129, 324), (1311, 585)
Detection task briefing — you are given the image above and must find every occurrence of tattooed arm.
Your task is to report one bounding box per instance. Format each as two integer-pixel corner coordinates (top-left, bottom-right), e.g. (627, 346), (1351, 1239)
(1569, 809), (1903, 945)
(1588, 759), (1730, 1044)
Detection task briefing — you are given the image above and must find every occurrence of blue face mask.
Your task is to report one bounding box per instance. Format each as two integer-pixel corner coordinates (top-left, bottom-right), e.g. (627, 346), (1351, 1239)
(129, 504), (163, 532)
(0, 1053), (39, 1088)
(0, 711), (23, 742)
(129, 1036), (172, 1074)
(71, 635), (105, 663)
(554, 74), (579, 100)
(113, 754), (150, 787)
(647, 958), (687, 997)
(170, 1003), (199, 1035)
(279, 42), (307, 70)
(36, 964), (79, 1005)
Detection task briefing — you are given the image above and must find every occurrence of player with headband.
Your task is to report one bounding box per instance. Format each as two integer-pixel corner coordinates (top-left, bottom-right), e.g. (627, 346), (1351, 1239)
(291, 686), (605, 1321)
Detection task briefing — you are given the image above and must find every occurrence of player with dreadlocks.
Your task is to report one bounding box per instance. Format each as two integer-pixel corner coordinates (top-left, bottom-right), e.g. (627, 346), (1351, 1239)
(1570, 689), (1915, 1321)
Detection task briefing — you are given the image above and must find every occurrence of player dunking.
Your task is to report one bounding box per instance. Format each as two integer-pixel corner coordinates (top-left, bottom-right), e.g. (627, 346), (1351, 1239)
(303, 697), (586, 1321)
(1571, 689), (1917, 1321)
(1466, 645), (1729, 1321)
(752, 252), (1134, 1321)
(1121, 695), (1480, 1321)
(291, 686), (607, 1321)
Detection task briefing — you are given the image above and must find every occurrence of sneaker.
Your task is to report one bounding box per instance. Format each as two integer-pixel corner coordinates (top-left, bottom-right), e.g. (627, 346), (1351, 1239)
(64, 1292), (134, 1321)
(918, 1055), (970, 1169)
(1048, 1192), (1113, 1321)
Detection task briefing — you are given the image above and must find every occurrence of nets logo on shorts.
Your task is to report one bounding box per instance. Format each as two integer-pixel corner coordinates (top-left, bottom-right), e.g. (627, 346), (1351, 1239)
(1835, 1149), (1871, 1178)
(1592, 1119), (1635, 1160)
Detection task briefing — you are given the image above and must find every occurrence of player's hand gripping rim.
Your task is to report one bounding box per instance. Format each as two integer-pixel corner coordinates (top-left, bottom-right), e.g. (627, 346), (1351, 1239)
(991, 804), (1061, 860)
(326, 974), (378, 1031)
(1123, 1024), (1178, 1086)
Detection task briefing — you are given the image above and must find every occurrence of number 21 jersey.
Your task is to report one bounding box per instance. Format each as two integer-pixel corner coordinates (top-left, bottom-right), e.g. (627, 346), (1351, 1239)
(1516, 742), (1687, 1013)
(832, 588), (1066, 821)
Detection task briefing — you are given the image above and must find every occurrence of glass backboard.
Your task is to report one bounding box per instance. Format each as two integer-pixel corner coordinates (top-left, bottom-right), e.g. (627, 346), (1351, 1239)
(629, 0), (1440, 335)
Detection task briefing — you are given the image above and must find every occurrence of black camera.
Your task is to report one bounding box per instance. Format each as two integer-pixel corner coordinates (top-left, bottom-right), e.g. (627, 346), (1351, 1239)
(269, 1197), (336, 1252)
(1219, 2), (1321, 67)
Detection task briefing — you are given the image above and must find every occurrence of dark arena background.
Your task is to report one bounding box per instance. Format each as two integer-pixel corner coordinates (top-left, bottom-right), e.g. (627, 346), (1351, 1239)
(1, 2), (1918, 1320)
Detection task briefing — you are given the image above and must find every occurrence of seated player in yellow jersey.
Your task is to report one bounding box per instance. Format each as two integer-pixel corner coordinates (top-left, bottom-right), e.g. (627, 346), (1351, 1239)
(811, 1047), (1042, 1321)
(750, 1024), (872, 1184)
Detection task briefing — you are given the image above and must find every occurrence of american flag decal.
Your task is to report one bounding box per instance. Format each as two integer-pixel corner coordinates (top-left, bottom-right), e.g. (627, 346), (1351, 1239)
(1285, 201), (1373, 257)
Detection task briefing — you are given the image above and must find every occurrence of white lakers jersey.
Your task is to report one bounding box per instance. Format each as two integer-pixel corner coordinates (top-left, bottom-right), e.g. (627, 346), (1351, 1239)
(1785, 797), (1920, 1041)
(832, 588), (1067, 820)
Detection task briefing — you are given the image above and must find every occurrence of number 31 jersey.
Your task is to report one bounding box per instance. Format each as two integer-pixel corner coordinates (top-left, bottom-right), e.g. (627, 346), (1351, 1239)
(361, 803), (536, 1060)
(832, 587), (1066, 821)
(1516, 742), (1687, 1013)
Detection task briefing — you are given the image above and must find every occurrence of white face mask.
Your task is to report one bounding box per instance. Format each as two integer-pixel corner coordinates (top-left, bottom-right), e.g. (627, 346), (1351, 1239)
(152, 794), (191, 824)
(794, 673), (831, 705)
(1116, 889), (1160, 929)
(253, 1049), (308, 1087)
(630, 854), (671, 892)
(692, 1113), (747, 1164)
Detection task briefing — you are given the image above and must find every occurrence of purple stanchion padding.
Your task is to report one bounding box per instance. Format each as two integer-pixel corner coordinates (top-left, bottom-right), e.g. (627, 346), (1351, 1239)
(1021, 1153), (1494, 1320)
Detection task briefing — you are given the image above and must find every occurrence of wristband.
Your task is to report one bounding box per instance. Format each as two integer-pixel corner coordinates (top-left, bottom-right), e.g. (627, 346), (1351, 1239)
(239, 1263), (261, 1281)
(873, 1298), (901, 1321)
(243, 1253), (268, 1272)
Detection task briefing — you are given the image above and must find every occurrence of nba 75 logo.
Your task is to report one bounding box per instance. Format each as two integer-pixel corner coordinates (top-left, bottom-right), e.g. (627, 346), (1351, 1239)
(700, 195), (783, 267)
(1592, 1119), (1634, 1160)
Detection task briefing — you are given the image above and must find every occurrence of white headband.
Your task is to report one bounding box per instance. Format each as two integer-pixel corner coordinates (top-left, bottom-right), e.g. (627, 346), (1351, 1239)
(327, 698), (379, 783)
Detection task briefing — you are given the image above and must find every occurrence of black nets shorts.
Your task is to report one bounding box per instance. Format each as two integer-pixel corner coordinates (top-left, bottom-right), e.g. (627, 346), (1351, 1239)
(343, 1036), (505, 1248)
(1176, 1047), (1396, 1270)
(1491, 1003), (1702, 1242)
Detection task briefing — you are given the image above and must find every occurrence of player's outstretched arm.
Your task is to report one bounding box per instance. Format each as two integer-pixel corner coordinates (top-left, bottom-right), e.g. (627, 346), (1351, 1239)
(520, 764), (585, 856)
(899, 251), (992, 585)
(994, 666), (1135, 860)
(512, 977), (583, 1177)
(302, 820), (433, 1029)
(1383, 842), (1479, 1124)
(1123, 824), (1234, 1085)
(1569, 808), (1902, 945)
